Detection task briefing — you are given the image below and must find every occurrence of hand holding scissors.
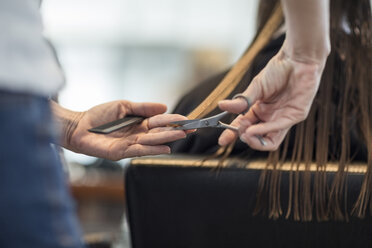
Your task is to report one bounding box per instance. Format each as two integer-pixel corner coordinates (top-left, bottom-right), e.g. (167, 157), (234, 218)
(218, 49), (323, 151)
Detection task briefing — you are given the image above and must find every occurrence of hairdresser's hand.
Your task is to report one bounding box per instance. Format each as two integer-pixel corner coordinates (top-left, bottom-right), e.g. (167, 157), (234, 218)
(218, 46), (327, 151)
(59, 100), (188, 160)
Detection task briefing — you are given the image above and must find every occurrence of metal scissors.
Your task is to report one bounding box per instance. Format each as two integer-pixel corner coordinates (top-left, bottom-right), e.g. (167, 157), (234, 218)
(170, 94), (267, 146)
(170, 111), (238, 131)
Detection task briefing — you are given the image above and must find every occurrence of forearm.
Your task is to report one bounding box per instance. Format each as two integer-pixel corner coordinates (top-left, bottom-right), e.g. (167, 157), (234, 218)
(281, 0), (330, 63)
(49, 100), (85, 149)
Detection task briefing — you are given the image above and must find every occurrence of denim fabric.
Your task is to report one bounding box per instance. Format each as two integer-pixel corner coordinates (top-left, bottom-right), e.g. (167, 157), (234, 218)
(0, 90), (85, 248)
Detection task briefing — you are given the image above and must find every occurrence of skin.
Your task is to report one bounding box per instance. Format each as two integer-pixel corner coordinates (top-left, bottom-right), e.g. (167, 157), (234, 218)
(218, 0), (330, 151)
(51, 100), (189, 160)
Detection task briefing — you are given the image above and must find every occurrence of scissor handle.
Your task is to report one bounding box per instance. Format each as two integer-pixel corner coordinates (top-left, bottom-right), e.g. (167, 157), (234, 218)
(232, 93), (251, 114)
(228, 94), (266, 146)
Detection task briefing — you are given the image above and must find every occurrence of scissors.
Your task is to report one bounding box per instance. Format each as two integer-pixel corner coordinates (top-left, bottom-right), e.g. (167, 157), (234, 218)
(170, 111), (237, 131)
(170, 94), (267, 146)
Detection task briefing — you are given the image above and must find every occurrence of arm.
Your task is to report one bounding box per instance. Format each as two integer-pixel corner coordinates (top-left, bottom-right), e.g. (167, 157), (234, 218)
(218, 0), (330, 150)
(282, 0), (330, 64)
(50, 100), (188, 160)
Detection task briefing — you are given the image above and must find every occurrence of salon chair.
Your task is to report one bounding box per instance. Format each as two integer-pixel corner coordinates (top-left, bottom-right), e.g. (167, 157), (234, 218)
(125, 156), (372, 248)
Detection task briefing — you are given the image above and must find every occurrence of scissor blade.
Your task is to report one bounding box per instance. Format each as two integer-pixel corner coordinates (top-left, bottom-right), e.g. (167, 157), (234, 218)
(199, 111), (229, 126)
(172, 120), (205, 130)
(170, 119), (201, 126)
(171, 111), (231, 130)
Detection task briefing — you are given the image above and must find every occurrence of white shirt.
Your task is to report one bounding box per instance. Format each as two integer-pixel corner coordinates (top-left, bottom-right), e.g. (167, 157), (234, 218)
(0, 0), (64, 96)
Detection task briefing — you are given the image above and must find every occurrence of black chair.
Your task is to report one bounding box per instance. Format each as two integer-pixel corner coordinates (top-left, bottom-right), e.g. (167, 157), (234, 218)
(125, 156), (372, 248)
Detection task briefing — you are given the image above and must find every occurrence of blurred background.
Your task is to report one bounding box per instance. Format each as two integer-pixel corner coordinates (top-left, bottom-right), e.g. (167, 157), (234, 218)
(41, 0), (259, 166)
(41, 0), (259, 246)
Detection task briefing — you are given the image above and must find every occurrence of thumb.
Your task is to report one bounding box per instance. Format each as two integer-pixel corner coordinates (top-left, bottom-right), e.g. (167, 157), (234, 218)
(218, 97), (248, 114)
(218, 77), (263, 114)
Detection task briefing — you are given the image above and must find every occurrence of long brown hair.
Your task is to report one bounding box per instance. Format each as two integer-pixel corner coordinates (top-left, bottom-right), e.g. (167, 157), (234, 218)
(253, 0), (372, 221)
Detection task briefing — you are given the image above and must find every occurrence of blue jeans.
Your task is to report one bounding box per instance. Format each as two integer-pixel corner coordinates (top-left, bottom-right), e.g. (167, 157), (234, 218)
(0, 90), (85, 248)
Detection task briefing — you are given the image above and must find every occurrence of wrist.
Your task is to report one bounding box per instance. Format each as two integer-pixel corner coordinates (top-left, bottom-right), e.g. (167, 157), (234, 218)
(281, 0), (330, 64)
(50, 101), (85, 149)
(282, 38), (330, 65)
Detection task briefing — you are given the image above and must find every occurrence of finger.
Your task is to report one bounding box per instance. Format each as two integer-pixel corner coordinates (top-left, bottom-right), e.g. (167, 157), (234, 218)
(239, 118), (292, 151)
(137, 130), (186, 145)
(147, 114), (187, 129)
(241, 129), (288, 151)
(124, 144), (171, 157)
(218, 129), (237, 146)
(244, 117), (293, 137)
(218, 98), (249, 114)
(126, 102), (167, 117)
(218, 116), (242, 146)
(148, 126), (194, 134)
(218, 75), (263, 114)
(239, 106), (261, 127)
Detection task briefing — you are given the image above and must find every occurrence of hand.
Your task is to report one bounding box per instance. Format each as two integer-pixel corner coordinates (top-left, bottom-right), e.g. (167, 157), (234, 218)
(218, 45), (327, 151)
(62, 100), (188, 160)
